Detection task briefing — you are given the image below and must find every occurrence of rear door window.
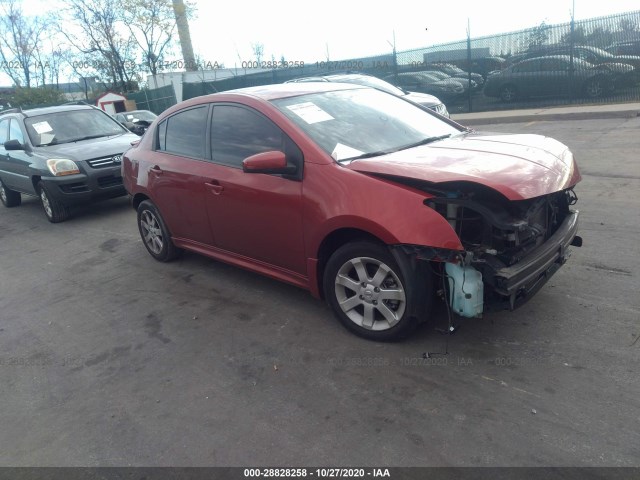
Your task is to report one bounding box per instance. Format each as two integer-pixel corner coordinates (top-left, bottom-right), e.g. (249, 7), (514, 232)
(161, 106), (208, 158)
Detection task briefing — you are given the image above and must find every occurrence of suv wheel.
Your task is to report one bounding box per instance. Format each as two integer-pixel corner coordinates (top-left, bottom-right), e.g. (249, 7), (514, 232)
(137, 200), (181, 262)
(38, 181), (70, 223)
(0, 179), (21, 207)
(323, 241), (430, 341)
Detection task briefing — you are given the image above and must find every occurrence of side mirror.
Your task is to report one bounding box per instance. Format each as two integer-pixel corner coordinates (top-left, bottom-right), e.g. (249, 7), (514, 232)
(242, 151), (296, 175)
(4, 139), (24, 151)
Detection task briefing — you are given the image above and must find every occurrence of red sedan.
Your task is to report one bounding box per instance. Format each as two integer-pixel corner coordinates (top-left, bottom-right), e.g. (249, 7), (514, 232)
(122, 83), (582, 341)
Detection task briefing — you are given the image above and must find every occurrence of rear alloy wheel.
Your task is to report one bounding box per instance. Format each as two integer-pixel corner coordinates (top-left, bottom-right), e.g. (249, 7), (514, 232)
(584, 77), (605, 98)
(323, 241), (430, 341)
(0, 179), (21, 207)
(38, 181), (70, 223)
(500, 84), (518, 102)
(137, 200), (181, 262)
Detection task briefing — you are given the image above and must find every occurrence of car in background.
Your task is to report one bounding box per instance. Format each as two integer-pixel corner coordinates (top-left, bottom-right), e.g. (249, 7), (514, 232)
(420, 70), (478, 93)
(285, 73), (449, 117)
(383, 72), (464, 101)
(517, 45), (640, 85)
(122, 83), (582, 341)
(427, 63), (484, 88)
(0, 105), (139, 222)
(606, 40), (640, 57)
(451, 56), (507, 79)
(483, 55), (630, 101)
(114, 109), (158, 136)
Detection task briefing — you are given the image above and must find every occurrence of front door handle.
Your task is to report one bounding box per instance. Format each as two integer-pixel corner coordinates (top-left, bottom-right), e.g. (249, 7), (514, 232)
(205, 179), (224, 195)
(149, 165), (163, 175)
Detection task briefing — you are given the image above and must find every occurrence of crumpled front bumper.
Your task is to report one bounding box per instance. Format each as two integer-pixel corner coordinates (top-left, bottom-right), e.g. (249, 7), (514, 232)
(481, 210), (581, 310)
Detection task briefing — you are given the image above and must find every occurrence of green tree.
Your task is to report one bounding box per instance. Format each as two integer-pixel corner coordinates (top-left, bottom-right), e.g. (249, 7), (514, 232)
(123, 0), (177, 75)
(561, 25), (587, 45)
(527, 21), (550, 50)
(10, 86), (66, 108)
(63, 0), (139, 91)
(0, 0), (51, 88)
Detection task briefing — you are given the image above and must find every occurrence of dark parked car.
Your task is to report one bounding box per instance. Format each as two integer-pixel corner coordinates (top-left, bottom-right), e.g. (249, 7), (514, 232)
(123, 83), (582, 341)
(427, 63), (484, 87)
(114, 110), (158, 136)
(421, 70), (478, 93)
(384, 72), (464, 100)
(606, 40), (640, 57)
(0, 105), (139, 222)
(451, 56), (507, 79)
(483, 55), (630, 101)
(518, 45), (640, 85)
(285, 73), (449, 117)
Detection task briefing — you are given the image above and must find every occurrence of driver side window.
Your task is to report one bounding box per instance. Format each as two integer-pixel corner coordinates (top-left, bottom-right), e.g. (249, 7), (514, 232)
(210, 105), (285, 168)
(8, 119), (24, 144)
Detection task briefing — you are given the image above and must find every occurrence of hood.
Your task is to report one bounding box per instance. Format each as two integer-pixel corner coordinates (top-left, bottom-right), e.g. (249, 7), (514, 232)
(404, 91), (442, 107)
(345, 132), (581, 200)
(37, 133), (140, 161)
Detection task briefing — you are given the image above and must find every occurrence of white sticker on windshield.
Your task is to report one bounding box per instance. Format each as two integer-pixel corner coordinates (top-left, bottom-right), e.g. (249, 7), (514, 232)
(331, 143), (364, 161)
(32, 121), (53, 134)
(286, 102), (334, 124)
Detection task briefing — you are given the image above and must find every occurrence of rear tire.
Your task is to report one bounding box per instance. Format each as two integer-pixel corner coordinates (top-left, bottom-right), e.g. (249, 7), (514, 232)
(583, 77), (606, 98)
(0, 179), (21, 207)
(38, 181), (70, 223)
(137, 200), (181, 262)
(323, 241), (431, 341)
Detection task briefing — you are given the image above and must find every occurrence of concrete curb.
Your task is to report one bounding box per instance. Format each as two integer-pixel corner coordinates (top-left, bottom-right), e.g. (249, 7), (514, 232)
(451, 105), (640, 125)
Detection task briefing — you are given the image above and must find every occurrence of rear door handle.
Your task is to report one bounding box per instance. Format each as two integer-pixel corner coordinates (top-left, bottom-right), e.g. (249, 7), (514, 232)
(205, 179), (224, 195)
(149, 165), (163, 175)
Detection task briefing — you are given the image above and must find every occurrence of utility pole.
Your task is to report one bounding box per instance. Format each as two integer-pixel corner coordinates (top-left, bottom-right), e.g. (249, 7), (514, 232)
(387, 30), (398, 81)
(172, 0), (198, 72)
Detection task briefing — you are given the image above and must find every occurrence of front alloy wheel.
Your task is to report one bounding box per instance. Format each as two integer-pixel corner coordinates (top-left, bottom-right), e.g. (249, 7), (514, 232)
(584, 78), (604, 98)
(38, 181), (70, 222)
(334, 256), (406, 331)
(324, 241), (429, 341)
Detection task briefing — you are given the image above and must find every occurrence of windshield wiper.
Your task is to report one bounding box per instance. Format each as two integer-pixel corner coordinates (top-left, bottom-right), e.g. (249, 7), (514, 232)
(341, 150), (390, 162)
(340, 134), (453, 163)
(62, 134), (112, 143)
(395, 134), (452, 152)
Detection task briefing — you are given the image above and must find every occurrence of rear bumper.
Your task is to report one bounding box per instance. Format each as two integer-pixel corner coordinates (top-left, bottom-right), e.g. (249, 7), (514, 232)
(480, 210), (580, 310)
(40, 165), (126, 206)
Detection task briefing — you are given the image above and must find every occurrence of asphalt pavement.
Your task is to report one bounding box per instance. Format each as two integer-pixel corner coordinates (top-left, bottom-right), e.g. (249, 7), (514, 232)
(1, 107), (639, 469)
(451, 101), (640, 125)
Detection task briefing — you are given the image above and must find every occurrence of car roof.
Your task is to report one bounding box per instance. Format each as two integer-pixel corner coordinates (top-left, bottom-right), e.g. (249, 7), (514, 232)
(220, 82), (364, 101)
(18, 104), (99, 118)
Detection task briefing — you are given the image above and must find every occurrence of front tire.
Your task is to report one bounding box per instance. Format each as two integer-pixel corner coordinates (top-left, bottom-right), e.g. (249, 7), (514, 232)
(0, 179), (21, 207)
(137, 200), (181, 262)
(323, 241), (430, 341)
(38, 181), (70, 223)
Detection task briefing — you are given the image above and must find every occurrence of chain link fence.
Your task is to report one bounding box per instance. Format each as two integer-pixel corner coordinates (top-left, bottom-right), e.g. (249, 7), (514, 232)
(126, 85), (177, 115)
(141, 10), (640, 114)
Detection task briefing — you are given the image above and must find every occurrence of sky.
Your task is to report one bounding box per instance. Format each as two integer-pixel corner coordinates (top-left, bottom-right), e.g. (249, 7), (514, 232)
(187, 0), (640, 67)
(3, 0), (640, 86)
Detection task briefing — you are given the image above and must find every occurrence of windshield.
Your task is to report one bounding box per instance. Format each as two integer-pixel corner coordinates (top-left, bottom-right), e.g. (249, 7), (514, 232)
(122, 111), (158, 123)
(273, 88), (461, 162)
(25, 109), (127, 146)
